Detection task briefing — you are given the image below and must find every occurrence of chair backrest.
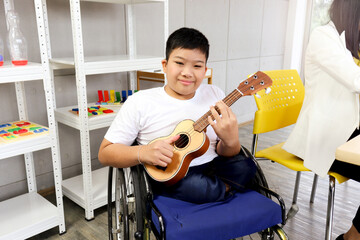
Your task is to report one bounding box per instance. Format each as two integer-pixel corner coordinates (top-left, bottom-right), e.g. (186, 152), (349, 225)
(354, 57), (360, 66)
(253, 69), (305, 134)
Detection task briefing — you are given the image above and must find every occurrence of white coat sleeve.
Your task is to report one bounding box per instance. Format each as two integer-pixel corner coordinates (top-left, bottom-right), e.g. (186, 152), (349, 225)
(308, 27), (360, 93)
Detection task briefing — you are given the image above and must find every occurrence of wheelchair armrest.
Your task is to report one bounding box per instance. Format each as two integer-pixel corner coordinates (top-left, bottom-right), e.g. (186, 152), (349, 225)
(140, 166), (154, 199)
(241, 146), (270, 189)
(241, 146), (287, 225)
(255, 184), (287, 225)
(140, 167), (166, 240)
(148, 199), (166, 240)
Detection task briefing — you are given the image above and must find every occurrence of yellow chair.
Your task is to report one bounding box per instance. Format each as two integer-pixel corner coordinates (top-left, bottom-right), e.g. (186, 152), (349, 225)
(354, 57), (360, 66)
(250, 69), (348, 240)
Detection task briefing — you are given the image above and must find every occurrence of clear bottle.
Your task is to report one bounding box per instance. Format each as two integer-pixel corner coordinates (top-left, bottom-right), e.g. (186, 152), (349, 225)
(7, 10), (28, 66)
(0, 36), (4, 66)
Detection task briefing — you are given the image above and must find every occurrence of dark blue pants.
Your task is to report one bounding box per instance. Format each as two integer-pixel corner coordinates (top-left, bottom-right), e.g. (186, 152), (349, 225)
(151, 153), (257, 204)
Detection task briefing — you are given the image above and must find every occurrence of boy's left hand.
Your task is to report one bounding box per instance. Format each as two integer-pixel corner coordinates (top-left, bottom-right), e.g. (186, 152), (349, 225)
(208, 101), (239, 147)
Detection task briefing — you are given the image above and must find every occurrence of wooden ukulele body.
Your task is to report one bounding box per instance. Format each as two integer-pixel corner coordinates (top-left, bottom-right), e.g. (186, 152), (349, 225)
(144, 119), (210, 186)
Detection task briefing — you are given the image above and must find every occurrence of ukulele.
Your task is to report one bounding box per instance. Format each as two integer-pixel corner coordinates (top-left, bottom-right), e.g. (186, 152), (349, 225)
(144, 71), (273, 185)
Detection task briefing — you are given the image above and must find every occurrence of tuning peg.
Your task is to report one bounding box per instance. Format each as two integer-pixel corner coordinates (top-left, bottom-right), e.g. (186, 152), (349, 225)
(255, 93), (261, 98)
(265, 88), (271, 94)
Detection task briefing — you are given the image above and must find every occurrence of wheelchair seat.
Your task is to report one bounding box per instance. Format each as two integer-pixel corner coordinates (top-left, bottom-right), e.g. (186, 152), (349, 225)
(151, 190), (282, 240)
(108, 146), (288, 240)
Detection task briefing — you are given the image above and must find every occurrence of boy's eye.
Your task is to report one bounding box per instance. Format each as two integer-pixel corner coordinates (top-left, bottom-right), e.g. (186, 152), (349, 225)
(175, 61), (184, 65)
(194, 65), (202, 68)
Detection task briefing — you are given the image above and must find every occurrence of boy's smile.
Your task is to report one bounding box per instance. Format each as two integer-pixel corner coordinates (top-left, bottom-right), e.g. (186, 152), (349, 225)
(162, 48), (207, 100)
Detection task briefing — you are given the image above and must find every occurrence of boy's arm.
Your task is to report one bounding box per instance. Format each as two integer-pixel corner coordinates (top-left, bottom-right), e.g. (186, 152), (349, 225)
(208, 101), (241, 157)
(98, 136), (180, 168)
(98, 139), (141, 168)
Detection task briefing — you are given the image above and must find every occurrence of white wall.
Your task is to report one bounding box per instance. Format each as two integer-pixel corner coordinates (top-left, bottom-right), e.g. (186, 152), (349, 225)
(0, 0), (291, 200)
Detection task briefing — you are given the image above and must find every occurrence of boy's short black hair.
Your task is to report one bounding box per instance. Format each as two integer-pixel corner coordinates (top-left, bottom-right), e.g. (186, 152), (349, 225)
(165, 27), (210, 62)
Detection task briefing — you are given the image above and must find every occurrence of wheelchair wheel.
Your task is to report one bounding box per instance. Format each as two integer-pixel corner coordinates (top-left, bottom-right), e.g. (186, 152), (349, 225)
(114, 168), (129, 240)
(273, 225), (288, 240)
(114, 167), (145, 240)
(259, 226), (288, 240)
(126, 166), (145, 239)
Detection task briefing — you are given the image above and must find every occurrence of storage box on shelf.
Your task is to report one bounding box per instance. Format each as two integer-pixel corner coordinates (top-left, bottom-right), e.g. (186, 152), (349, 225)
(47, 0), (169, 220)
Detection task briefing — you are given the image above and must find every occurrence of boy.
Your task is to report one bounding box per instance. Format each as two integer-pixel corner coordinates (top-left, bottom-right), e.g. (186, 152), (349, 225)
(98, 27), (256, 203)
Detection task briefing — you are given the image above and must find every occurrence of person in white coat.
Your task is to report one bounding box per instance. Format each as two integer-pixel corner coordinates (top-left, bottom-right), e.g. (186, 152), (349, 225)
(282, 0), (360, 239)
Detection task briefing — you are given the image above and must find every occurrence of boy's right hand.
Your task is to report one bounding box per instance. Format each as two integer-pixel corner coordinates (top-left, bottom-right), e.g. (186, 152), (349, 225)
(140, 135), (180, 167)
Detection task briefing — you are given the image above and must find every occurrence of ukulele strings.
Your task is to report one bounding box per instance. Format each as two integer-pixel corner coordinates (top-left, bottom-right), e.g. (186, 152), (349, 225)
(172, 86), (246, 149)
(176, 84), (246, 145)
(172, 88), (244, 151)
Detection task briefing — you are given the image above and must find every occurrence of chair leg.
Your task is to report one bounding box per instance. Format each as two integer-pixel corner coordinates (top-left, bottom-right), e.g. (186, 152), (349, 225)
(292, 171), (301, 204)
(251, 134), (258, 155)
(325, 175), (336, 240)
(286, 171), (301, 220)
(310, 174), (319, 203)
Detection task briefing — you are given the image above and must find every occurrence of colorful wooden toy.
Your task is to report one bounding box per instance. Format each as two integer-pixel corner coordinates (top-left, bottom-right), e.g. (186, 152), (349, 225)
(110, 90), (115, 103)
(0, 121), (49, 144)
(96, 89), (137, 105)
(97, 90), (104, 102)
(104, 90), (109, 102)
(69, 105), (114, 117)
(121, 90), (127, 103)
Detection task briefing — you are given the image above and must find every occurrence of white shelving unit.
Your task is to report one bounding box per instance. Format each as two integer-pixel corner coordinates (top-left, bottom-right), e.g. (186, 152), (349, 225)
(54, 104), (123, 130)
(47, 0), (169, 220)
(0, 0), (65, 239)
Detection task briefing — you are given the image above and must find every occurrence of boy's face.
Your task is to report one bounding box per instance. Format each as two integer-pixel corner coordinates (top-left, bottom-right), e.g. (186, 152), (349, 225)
(162, 48), (207, 100)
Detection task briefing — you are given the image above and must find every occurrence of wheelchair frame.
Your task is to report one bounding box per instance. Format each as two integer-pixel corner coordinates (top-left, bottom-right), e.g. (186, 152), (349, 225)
(107, 147), (289, 240)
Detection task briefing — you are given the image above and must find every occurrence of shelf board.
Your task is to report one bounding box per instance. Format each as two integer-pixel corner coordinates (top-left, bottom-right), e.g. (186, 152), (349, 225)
(0, 131), (51, 160)
(0, 62), (44, 83)
(62, 167), (115, 210)
(80, 0), (164, 4)
(0, 192), (59, 240)
(55, 104), (122, 130)
(50, 55), (163, 75)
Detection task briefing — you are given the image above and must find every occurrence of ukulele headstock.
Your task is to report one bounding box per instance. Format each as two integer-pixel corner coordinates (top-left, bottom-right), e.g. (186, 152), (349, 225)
(237, 71), (273, 97)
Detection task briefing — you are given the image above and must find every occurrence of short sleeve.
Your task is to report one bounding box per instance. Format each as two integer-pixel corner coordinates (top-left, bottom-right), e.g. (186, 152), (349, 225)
(104, 95), (141, 145)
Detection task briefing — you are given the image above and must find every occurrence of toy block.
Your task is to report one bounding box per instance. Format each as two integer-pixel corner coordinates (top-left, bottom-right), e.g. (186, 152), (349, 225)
(98, 90), (104, 102)
(104, 90), (109, 102)
(121, 90), (127, 103)
(110, 90), (115, 103)
(115, 92), (121, 102)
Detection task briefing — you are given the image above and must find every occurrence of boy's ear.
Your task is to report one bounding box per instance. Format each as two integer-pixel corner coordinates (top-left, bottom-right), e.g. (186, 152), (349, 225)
(161, 59), (167, 72)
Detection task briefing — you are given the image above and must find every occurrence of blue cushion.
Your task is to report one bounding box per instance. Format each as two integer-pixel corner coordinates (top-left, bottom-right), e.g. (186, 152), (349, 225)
(151, 190), (282, 240)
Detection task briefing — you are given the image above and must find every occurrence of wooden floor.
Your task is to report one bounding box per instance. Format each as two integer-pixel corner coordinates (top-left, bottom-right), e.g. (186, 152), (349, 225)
(29, 123), (360, 240)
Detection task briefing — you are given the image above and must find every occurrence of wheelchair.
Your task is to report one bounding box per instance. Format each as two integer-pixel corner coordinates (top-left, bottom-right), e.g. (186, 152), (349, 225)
(107, 146), (288, 240)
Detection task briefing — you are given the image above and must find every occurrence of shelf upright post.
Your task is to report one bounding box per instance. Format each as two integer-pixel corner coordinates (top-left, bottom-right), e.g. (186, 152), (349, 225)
(164, 0), (169, 50)
(34, 0), (66, 232)
(40, 0), (61, 147)
(163, 0), (168, 85)
(69, 0), (95, 220)
(125, 3), (136, 91)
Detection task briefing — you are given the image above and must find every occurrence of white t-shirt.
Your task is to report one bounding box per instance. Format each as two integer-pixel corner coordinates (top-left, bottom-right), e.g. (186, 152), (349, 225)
(105, 84), (225, 167)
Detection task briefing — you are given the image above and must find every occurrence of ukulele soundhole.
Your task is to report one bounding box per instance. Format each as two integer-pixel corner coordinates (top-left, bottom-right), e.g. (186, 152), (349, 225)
(156, 165), (167, 171)
(174, 133), (189, 149)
